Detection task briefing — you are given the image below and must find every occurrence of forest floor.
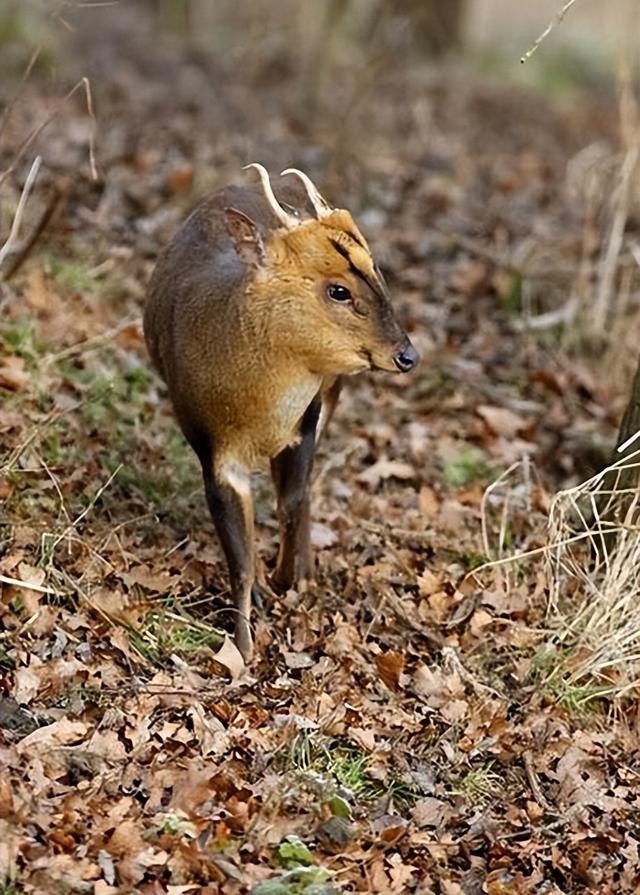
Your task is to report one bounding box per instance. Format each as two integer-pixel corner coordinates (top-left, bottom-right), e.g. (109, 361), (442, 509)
(1, 7), (640, 895)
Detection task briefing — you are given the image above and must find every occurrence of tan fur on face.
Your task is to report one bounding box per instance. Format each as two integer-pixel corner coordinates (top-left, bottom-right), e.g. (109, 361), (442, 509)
(248, 209), (403, 379)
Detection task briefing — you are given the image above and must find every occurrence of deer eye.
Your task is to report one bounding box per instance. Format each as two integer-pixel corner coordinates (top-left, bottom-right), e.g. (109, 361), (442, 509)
(327, 283), (352, 303)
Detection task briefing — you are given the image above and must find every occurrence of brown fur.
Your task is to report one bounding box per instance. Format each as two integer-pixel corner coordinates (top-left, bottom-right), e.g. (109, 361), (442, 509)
(144, 174), (416, 660)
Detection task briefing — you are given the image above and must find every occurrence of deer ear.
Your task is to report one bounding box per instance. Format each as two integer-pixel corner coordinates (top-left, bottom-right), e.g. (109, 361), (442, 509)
(224, 206), (265, 266)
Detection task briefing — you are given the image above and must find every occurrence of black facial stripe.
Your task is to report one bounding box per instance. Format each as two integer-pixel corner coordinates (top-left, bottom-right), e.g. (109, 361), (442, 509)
(328, 237), (384, 297)
(328, 237), (352, 264)
(344, 229), (366, 249)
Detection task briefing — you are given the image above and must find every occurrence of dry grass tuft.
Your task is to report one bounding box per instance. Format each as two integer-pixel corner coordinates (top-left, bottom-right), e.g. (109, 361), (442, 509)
(545, 448), (640, 701)
(474, 448), (640, 704)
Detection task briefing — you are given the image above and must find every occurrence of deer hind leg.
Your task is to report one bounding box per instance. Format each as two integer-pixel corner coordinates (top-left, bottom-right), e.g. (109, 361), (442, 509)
(270, 393), (322, 593)
(201, 453), (255, 662)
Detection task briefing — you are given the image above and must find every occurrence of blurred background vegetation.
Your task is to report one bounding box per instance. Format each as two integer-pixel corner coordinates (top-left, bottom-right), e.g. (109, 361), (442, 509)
(1, 0), (638, 98)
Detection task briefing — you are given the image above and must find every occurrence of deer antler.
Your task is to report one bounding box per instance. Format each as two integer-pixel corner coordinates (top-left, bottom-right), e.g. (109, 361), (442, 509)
(280, 168), (333, 218)
(244, 163), (298, 229)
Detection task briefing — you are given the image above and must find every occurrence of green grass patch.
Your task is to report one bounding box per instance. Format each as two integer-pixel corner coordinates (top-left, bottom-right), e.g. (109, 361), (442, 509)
(129, 600), (224, 667)
(453, 762), (503, 805)
(502, 273), (523, 315)
(287, 733), (418, 809)
(251, 839), (337, 895)
(58, 356), (199, 510)
(2, 318), (47, 361)
(461, 551), (489, 571)
(56, 684), (113, 711)
(146, 812), (199, 839)
(47, 257), (97, 294)
(551, 681), (611, 714)
(443, 446), (493, 487)
(0, 881), (24, 895)
(531, 645), (609, 717)
(252, 866), (336, 895)
(0, 646), (16, 671)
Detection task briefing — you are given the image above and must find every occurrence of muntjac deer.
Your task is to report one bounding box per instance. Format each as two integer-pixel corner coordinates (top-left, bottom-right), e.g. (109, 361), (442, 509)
(144, 165), (418, 661)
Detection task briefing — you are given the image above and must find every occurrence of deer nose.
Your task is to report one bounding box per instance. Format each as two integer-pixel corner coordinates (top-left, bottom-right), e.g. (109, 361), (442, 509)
(393, 342), (419, 373)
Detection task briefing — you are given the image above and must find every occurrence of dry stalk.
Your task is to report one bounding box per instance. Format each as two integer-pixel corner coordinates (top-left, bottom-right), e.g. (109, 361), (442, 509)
(565, 72), (640, 348)
(522, 749), (557, 814)
(41, 316), (141, 366)
(0, 574), (61, 596)
(3, 179), (66, 280)
(617, 428), (640, 454)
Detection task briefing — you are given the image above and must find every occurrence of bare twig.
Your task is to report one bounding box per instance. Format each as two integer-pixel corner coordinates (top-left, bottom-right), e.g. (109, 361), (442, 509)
(3, 180), (66, 280)
(382, 589), (444, 649)
(520, 0), (581, 64)
(523, 750), (557, 813)
(42, 315), (140, 366)
(49, 465), (122, 552)
(0, 77), (98, 189)
(442, 646), (503, 699)
(0, 47), (41, 142)
(34, 449), (72, 523)
(0, 156), (42, 271)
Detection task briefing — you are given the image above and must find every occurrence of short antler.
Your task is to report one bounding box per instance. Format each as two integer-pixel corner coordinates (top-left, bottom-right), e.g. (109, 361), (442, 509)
(244, 163), (298, 229)
(280, 168), (333, 218)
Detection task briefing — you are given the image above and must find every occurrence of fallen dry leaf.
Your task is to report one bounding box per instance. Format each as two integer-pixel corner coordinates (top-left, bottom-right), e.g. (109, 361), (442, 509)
(477, 404), (527, 438)
(15, 719), (87, 753)
(375, 650), (405, 690)
(356, 456), (415, 489)
(212, 635), (246, 682)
